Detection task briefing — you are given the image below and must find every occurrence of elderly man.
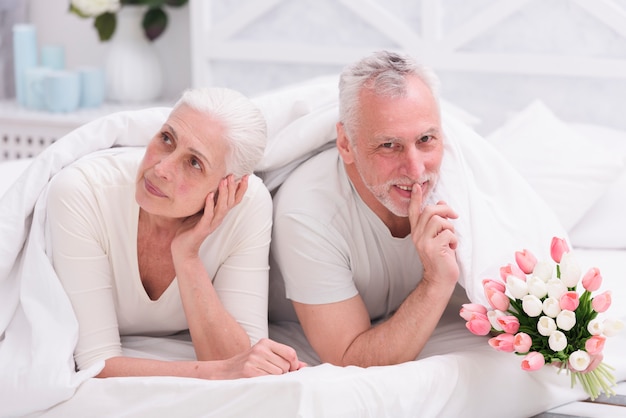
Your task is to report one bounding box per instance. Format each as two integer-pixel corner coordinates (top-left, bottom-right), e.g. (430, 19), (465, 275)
(269, 50), (462, 367)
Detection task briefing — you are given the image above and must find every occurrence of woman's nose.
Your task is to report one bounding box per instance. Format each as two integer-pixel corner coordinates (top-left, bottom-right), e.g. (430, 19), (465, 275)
(154, 155), (175, 179)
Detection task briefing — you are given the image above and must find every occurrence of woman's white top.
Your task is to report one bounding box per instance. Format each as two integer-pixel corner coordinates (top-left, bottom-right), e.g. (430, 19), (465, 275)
(46, 148), (272, 370)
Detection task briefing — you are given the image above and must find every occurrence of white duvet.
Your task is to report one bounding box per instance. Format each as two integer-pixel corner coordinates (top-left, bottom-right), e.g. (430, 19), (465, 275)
(1, 78), (625, 417)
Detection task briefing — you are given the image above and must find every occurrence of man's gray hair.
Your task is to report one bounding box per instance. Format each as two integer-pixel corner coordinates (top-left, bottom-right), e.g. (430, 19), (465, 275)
(338, 50), (441, 138)
(173, 87), (267, 179)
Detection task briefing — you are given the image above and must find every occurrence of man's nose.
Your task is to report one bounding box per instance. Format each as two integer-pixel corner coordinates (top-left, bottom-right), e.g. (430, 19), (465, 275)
(402, 146), (425, 179)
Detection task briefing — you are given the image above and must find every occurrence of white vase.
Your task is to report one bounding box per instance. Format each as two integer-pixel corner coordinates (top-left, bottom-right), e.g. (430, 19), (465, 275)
(105, 6), (163, 103)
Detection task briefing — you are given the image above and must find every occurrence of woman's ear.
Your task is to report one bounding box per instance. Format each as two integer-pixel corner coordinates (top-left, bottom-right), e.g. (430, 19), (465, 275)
(336, 122), (355, 164)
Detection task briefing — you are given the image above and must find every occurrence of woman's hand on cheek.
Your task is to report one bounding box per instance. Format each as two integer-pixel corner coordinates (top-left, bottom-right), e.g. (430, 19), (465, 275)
(212, 174), (248, 226)
(172, 175), (249, 261)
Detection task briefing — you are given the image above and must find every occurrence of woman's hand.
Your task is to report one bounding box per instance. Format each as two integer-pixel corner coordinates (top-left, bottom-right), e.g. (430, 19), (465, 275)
(218, 338), (307, 379)
(172, 175), (249, 260)
(97, 338), (306, 380)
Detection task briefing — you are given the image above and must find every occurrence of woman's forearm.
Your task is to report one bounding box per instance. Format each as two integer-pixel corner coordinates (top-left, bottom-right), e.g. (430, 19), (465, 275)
(175, 256), (251, 360)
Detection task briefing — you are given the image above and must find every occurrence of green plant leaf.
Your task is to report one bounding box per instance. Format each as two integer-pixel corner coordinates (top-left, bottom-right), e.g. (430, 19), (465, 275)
(165, 0), (188, 7)
(121, 0), (158, 5)
(143, 7), (167, 41)
(94, 12), (117, 42)
(142, 0), (168, 7)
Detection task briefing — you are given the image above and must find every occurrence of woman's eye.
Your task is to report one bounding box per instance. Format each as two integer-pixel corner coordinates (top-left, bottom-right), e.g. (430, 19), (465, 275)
(161, 132), (173, 145)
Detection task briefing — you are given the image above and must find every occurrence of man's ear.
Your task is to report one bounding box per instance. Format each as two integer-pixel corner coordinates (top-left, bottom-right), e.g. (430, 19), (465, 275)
(336, 122), (355, 164)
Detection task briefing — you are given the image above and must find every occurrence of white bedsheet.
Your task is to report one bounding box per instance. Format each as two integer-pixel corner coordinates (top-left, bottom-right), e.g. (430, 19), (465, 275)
(28, 249), (626, 418)
(2, 79), (624, 417)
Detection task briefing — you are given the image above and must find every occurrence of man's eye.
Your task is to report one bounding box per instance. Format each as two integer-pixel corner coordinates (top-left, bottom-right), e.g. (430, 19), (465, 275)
(419, 135), (432, 143)
(381, 142), (394, 149)
(190, 158), (202, 170)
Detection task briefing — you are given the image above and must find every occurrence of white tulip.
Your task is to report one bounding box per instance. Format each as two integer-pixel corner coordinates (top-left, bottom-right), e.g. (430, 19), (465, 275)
(559, 253), (581, 288)
(527, 276), (548, 299)
(538, 316), (557, 336)
(533, 260), (554, 282)
(547, 278), (567, 300)
(522, 295), (543, 317)
(71, 0), (120, 17)
(568, 350), (591, 372)
(488, 310), (505, 331)
(556, 310), (576, 331)
(602, 318), (624, 337)
(548, 330), (567, 352)
(506, 275), (528, 300)
(587, 318), (604, 336)
(542, 297), (561, 318)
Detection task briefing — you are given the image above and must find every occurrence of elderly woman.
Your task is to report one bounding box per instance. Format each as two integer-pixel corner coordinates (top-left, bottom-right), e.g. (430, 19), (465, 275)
(46, 87), (304, 379)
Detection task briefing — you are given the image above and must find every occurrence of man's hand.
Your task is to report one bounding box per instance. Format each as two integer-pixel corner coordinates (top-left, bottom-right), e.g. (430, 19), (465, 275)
(408, 183), (459, 287)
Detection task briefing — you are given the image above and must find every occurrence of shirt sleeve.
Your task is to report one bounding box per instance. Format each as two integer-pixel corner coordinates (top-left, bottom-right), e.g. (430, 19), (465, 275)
(208, 176), (273, 345)
(46, 166), (123, 371)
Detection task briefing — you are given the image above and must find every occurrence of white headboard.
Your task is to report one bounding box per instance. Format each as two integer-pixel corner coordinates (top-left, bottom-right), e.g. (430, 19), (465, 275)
(189, 0), (626, 135)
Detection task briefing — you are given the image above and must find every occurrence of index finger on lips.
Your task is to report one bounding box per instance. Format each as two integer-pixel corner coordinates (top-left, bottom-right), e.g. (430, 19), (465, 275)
(408, 182), (423, 228)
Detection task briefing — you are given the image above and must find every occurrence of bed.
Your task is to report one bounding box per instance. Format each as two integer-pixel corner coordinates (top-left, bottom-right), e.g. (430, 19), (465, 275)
(2, 0), (626, 417)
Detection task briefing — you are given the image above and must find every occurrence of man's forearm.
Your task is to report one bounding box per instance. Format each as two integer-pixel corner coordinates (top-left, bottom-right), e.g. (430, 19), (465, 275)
(340, 280), (456, 367)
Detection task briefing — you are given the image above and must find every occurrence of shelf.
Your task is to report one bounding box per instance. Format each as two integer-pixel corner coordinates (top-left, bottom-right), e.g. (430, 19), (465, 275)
(0, 100), (170, 160)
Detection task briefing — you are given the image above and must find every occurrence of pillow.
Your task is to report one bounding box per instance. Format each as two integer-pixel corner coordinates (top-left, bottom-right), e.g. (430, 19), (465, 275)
(486, 100), (625, 231)
(567, 123), (626, 249)
(440, 99), (482, 128)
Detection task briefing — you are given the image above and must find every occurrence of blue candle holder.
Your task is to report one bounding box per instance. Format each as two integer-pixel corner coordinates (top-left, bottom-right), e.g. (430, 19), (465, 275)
(13, 24), (38, 107)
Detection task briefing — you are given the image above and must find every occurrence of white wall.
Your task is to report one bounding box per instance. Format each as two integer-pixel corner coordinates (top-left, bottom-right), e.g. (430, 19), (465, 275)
(17, 0), (626, 135)
(196, 0), (626, 135)
(28, 0), (191, 102)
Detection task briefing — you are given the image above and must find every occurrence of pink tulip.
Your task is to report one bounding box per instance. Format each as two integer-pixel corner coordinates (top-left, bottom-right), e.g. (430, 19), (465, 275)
(592, 291), (612, 313)
(559, 291), (579, 311)
(585, 335), (606, 355)
(485, 287), (510, 311)
(466, 315), (492, 336)
(514, 332), (532, 353)
(496, 315), (520, 334)
(515, 249), (537, 274)
(482, 278), (506, 293)
(488, 333), (515, 352)
(583, 353), (604, 373)
(550, 237), (569, 263)
(459, 304), (488, 321)
(582, 267), (602, 292)
(521, 351), (545, 371)
(499, 263), (526, 281)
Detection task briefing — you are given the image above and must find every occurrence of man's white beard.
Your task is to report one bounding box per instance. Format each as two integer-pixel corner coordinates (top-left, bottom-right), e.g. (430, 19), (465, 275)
(365, 175), (439, 218)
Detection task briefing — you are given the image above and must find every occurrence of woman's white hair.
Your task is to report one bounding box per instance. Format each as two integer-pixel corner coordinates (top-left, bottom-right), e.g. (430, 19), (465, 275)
(338, 50), (441, 140)
(173, 87), (267, 179)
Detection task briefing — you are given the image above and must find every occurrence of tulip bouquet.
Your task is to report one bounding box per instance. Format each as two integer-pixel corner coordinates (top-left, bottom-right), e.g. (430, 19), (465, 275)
(460, 237), (623, 400)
